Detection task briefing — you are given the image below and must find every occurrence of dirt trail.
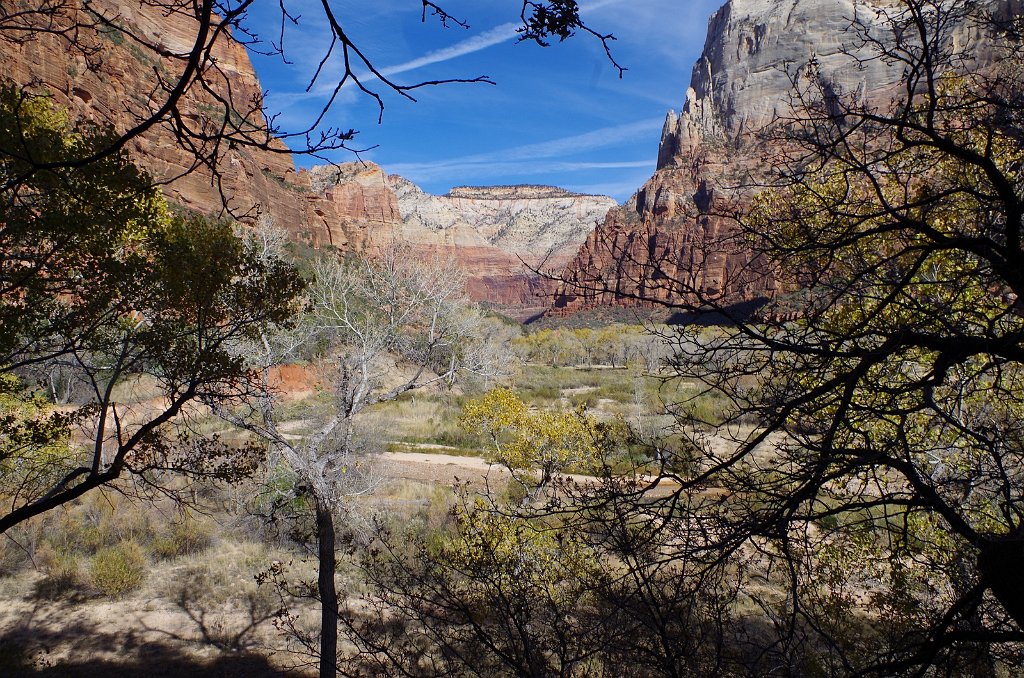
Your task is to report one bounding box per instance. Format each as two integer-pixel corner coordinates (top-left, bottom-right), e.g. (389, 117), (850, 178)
(379, 449), (681, 494)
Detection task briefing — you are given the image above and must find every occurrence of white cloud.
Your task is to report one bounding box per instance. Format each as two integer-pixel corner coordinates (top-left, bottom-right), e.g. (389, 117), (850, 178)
(372, 118), (661, 199)
(578, 0), (631, 13)
(287, 19), (520, 100)
(402, 117), (663, 170)
(375, 22), (520, 79)
(356, 0), (637, 83)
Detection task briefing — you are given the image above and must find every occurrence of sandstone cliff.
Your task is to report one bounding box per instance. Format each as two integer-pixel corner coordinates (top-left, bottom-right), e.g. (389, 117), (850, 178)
(2, 0), (613, 317)
(310, 169), (615, 318)
(0, 0), (403, 252)
(551, 0), (1000, 315)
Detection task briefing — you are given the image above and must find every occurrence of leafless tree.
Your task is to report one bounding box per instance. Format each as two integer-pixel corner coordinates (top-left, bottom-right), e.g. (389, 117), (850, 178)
(219, 240), (500, 677)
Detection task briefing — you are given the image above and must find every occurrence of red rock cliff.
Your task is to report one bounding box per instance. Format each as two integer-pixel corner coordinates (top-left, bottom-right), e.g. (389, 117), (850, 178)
(550, 0), (981, 315)
(0, 0), (403, 251)
(2, 0), (611, 316)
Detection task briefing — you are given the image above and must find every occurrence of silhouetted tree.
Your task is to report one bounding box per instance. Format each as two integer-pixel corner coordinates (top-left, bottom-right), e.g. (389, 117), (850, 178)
(550, 0), (1024, 673)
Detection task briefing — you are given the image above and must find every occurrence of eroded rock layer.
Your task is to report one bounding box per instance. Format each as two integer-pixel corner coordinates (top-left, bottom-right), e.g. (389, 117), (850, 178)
(1, 1), (613, 315)
(369, 174), (614, 318)
(551, 0), (994, 315)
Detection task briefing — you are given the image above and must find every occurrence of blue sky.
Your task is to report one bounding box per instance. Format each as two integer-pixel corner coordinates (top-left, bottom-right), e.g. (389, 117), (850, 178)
(245, 0), (724, 202)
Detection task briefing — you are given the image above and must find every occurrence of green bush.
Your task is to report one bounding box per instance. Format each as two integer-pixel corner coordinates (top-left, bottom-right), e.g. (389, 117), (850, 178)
(152, 516), (214, 559)
(33, 549), (87, 599)
(90, 541), (147, 597)
(432, 427), (477, 450)
(501, 478), (530, 507)
(52, 492), (154, 555)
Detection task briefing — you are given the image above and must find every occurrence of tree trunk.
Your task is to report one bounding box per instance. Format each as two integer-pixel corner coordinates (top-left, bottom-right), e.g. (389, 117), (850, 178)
(978, 536), (1024, 631)
(316, 498), (339, 678)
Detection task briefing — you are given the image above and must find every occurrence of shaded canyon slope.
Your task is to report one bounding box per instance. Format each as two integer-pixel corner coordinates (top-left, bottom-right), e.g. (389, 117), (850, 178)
(1, 0), (612, 316)
(549, 0), (1002, 316)
(0, 0), (400, 251)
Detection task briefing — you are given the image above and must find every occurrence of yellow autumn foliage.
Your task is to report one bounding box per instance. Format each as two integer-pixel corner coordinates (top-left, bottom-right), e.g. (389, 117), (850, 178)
(460, 387), (620, 482)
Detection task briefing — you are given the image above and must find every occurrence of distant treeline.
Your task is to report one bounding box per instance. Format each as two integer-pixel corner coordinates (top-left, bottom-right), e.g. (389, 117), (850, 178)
(511, 325), (671, 371)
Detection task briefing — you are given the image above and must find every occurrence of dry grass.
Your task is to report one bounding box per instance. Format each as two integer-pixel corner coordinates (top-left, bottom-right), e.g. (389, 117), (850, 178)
(0, 526), (303, 675)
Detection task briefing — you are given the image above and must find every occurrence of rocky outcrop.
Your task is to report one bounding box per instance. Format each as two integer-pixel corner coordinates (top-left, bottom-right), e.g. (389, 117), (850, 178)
(350, 174), (614, 317)
(551, 0), (990, 315)
(1, 1), (612, 317)
(656, 0), (902, 170)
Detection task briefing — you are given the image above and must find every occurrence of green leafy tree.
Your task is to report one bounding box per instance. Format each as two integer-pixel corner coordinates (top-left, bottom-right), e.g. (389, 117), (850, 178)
(0, 87), (304, 533)
(337, 493), (611, 676)
(460, 387), (621, 496)
(335, 398), (740, 676)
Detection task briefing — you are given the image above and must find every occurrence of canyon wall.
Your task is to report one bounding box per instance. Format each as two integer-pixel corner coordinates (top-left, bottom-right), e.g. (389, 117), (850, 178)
(550, 0), (1003, 315)
(0, 0), (397, 251)
(387, 178), (615, 317)
(308, 168), (614, 318)
(1, 0), (611, 317)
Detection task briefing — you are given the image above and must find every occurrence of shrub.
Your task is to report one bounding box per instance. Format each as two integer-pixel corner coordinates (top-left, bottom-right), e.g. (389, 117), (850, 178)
(53, 492), (154, 555)
(33, 548), (87, 600)
(0, 533), (32, 576)
(152, 516), (214, 559)
(500, 478), (530, 507)
(89, 541), (147, 597)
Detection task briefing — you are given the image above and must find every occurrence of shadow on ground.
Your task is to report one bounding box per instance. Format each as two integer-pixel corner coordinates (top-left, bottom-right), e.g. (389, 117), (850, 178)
(0, 606), (299, 677)
(13, 653), (292, 677)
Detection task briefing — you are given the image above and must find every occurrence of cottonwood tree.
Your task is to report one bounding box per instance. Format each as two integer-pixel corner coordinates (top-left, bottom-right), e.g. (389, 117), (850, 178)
(221, 243), (497, 678)
(460, 386), (617, 498)
(338, 490), (614, 676)
(0, 87), (304, 533)
(546, 0), (1024, 673)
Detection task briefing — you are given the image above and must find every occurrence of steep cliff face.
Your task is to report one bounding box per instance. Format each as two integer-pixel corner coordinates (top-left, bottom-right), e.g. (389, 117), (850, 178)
(0, 0), (398, 251)
(2, 1), (611, 317)
(656, 0), (901, 169)
(334, 173), (614, 317)
(388, 179), (614, 272)
(552, 0), (986, 315)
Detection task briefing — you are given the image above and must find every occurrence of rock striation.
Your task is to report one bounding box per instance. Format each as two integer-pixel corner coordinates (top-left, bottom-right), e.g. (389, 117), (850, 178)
(389, 179), (614, 277)
(323, 172), (615, 318)
(1, 0), (613, 317)
(551, 0), (997, 315)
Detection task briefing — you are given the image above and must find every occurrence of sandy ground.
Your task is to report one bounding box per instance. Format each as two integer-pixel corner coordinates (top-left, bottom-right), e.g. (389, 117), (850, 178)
(0, 442), (719, 675)
(0, 571), (304, 677)
(380, 448), (684, 497)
